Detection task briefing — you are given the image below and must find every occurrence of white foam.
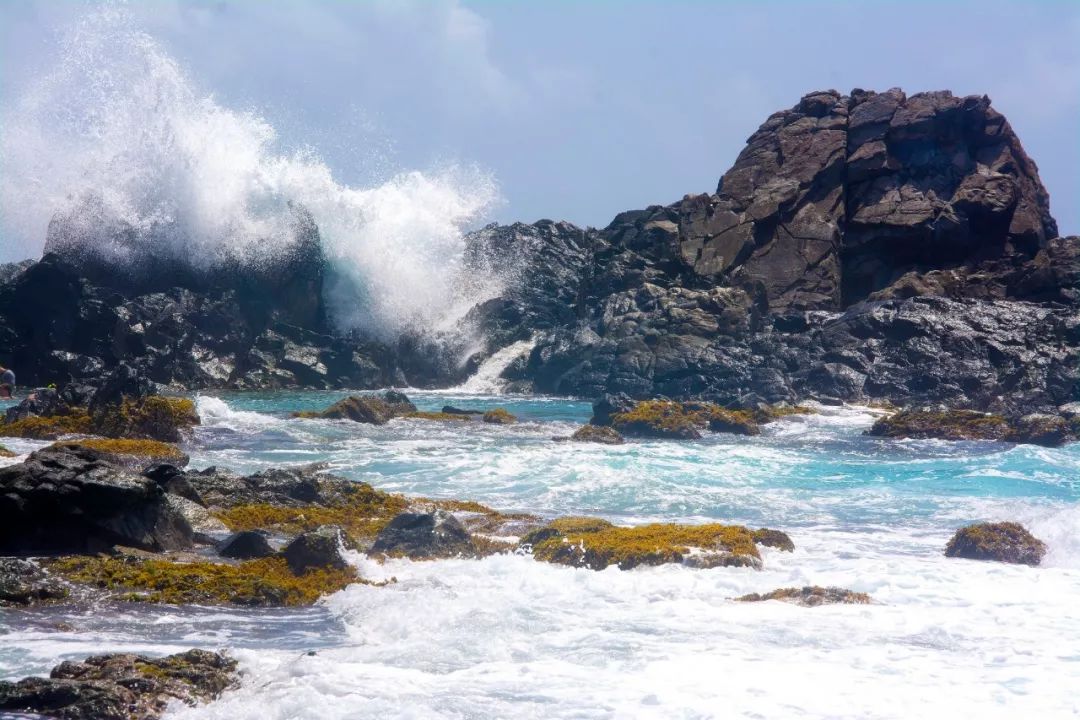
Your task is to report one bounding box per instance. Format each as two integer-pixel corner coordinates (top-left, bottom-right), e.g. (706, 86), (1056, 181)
(454, 336), (538, 394)
(195, 395), (283, 431)
(164, 544), (1080, 720)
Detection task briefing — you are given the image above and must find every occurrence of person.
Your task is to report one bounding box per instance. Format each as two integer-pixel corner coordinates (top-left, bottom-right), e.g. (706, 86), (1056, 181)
(0, 366), (14, 399)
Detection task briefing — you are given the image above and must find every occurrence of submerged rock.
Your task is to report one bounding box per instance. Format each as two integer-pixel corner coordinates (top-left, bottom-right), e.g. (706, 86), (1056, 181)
(370, 510), (476, 559)
(568, 425), (625, 445)
(736, 586), (871, 607)
(482, 408), (517, 424)
(751, 528), (795, 552)
(522, 517), (762, 570)
(944, 522), (1047, 566)
(0, 649), (237, 720)
(0, 445), (193, 555)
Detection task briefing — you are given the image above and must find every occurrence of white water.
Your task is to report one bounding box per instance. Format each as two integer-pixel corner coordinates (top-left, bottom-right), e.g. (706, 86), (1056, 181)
(3, 394), (1080, 717)
(0, 6), (502, 339)
(455, 336), (538, 394)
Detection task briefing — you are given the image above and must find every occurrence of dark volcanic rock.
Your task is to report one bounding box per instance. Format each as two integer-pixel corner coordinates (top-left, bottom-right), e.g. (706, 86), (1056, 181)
(282, 525), (351, 574)
(0, 445), (194, 555)
(0, 649), (237, 720)
(370, 510), (475, 559)
(945, 522), (1046, 566)
(4, 387), (72, 424)
(183, 464), (359, 509)
(217, 530), (275, 560)
(868, 408), (1078, 446)
(0, 558), (69, 606)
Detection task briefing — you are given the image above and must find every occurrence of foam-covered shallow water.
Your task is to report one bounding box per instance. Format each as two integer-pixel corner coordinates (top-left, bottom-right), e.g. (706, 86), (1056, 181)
(2, 391), (1079, 718)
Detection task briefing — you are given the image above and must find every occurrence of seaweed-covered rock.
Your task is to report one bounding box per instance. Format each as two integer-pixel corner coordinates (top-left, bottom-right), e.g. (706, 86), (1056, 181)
(0, 445), (193, 554)
(1006, 414), (1078, 447)
(736, 586), (871, 607)
(293, 392), (416, 425)
(482, 408), (517, 424)
(0, 649), (237, 720)
(217, 530), (274, 560)
(751, 528), (795, 552)
(90, 395), (200, 443)
(0, 444), (15, 458)
(569, 425), (625, 445)
(867, 409), (1011, 441)
(605, 400), (761, 440)
(523, 517), (762, 570)
(944, 522), (1046, 566)
(282, 525), (351, 574)
(49, 554), (358, 606)
(369, 510), (475, 559)
(0, 558), (69, 606)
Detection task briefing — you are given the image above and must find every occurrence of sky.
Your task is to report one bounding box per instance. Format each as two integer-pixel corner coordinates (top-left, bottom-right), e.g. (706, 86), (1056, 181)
(1, 0), (1078, 256)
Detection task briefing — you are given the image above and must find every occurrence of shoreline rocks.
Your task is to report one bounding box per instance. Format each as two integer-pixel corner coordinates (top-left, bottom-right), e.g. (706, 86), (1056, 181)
(0, 649), (238, 720)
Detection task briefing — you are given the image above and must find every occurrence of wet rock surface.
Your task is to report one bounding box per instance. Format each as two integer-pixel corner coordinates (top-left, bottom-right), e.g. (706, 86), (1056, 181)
(0, 446), (193, 555)
(0, 558), (69, 607)
(0, 649), (238, 720)
(282, 525), (351, 574)
(868, 409), (1079, 446)
(945, 522), (1047, 566)
(370, 510), (476, 559)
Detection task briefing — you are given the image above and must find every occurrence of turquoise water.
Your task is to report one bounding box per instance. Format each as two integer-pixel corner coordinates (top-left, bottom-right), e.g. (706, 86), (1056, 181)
(2, 391), (1079, 719)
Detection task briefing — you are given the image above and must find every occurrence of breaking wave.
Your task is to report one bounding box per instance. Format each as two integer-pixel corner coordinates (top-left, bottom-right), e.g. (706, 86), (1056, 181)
(0, 5), (501, 339)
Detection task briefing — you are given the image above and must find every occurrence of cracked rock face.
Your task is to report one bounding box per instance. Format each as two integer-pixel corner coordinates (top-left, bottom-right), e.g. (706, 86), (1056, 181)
(466, 88), (1077, 410)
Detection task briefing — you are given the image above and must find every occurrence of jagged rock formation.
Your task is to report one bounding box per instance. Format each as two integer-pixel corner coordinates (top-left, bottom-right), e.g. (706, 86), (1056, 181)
(468, 89), (1079, 412)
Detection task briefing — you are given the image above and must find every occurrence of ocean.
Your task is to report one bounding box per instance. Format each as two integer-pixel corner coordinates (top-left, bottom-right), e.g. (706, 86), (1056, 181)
(2, 391), (1078, 719)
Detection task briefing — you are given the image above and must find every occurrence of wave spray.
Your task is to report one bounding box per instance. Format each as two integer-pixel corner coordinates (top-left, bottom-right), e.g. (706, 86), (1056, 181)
(0, 6), (502, 340)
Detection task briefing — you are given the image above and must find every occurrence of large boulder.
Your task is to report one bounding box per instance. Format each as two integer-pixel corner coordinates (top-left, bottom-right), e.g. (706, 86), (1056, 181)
(369, 510), (476, 559)
(945, 522), (1046, 565)
(293, 391), (417, 425)
(0, 445), (194, 554)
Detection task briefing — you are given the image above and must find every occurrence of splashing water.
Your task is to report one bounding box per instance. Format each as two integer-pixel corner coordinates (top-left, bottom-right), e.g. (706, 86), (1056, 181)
(0, 6), (502, 339)
(455, 336), (538, 394)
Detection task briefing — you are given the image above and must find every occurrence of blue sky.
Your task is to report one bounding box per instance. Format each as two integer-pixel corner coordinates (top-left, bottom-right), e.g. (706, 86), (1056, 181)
(2, 0), (1078, 244)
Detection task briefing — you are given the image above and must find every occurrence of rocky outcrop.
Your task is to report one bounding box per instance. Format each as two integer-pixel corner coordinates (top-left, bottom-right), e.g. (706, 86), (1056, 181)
(465, 89), (1078, 412)
(945, 522), (1047, 565)
(0, 445), (194, 555)
(0, 649), (237, 720)
(217, 530), (275, 560)
(369, 510), (476, 559)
